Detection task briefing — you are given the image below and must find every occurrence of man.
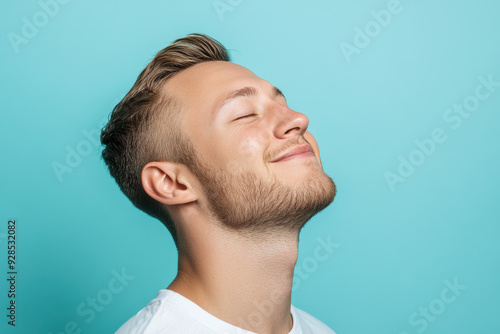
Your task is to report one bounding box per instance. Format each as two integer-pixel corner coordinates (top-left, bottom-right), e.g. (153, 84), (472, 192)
(101, 33), (337, 334)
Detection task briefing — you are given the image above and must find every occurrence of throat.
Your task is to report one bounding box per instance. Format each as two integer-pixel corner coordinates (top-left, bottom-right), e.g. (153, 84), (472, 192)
(168, 229), (299, 332)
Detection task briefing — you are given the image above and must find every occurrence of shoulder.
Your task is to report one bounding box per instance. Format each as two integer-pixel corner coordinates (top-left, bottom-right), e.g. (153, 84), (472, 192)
(114, 289), (252, 334)
(115, 289), (186, 334)
(291, 305), (337, 334)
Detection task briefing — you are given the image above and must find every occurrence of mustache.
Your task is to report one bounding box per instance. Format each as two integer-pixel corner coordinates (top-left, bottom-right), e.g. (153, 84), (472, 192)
(265, 136), (312, 162)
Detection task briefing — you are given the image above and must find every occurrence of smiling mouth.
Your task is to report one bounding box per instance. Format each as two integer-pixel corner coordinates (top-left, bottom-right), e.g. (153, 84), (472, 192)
(275, 151), (316, 162)
(270, 145), (316, 163)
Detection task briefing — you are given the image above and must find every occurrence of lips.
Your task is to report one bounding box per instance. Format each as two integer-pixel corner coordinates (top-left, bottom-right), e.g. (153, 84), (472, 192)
(270, 145), (315, 163)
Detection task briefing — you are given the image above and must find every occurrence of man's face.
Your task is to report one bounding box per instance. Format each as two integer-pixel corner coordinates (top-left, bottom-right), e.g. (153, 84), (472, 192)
(165, 61), (336, 234)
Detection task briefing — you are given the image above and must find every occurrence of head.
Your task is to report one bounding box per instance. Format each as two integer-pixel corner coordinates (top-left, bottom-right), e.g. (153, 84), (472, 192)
(101, 33), (336, 249)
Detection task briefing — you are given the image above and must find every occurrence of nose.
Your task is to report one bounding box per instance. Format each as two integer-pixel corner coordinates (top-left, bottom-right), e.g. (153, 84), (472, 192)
(273, 105), (310, 139)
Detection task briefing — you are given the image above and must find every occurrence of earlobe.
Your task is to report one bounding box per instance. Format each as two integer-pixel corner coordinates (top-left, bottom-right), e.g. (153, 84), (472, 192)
(141, 162), (197, 205)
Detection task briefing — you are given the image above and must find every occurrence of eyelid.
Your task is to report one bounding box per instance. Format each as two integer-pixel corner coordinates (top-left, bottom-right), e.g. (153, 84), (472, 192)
(234, 113), (257, 121)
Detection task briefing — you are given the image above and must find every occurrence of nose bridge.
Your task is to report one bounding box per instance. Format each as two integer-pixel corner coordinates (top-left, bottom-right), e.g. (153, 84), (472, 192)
(270, 102), (309, 137)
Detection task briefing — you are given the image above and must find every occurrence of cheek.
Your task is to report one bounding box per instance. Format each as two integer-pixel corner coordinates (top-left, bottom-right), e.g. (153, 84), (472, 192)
(238, 133), (266, 160)
(221, 129), (268, 173)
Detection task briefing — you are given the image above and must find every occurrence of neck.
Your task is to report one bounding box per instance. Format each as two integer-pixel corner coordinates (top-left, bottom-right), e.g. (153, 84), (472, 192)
(167, 223), (299, 334)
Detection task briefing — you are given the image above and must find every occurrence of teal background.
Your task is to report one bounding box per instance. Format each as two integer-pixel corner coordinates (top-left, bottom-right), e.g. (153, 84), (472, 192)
(1, 0), (499, 333)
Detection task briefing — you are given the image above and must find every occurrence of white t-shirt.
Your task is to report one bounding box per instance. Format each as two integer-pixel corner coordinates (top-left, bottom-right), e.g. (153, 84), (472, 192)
(115, 289), (336, 334)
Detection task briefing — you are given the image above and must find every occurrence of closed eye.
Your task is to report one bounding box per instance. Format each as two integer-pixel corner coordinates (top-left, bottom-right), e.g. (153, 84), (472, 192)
(234, 113), (257, 121)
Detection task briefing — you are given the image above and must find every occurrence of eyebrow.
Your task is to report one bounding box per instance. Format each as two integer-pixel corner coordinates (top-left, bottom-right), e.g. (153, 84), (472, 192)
(215, 85), (286, 118)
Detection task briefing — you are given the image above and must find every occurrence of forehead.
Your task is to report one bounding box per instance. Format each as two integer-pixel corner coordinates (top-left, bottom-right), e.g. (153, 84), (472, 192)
(164, 61), (266, 115)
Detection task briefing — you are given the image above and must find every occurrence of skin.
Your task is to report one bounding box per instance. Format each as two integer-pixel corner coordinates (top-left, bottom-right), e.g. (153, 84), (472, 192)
(141, 61), (336, 333)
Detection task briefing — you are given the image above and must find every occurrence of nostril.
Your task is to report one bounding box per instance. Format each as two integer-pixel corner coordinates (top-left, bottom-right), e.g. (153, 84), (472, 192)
(285, 127), (301, 135)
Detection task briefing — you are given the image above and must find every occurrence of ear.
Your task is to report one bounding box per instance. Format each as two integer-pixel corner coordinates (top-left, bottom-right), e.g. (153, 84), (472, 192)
(141, 161), (198, 206)
(304, 130), (322, 167)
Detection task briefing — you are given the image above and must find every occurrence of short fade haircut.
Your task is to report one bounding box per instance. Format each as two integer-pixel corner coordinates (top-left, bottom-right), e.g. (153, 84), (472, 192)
(100, 33), (231, 248)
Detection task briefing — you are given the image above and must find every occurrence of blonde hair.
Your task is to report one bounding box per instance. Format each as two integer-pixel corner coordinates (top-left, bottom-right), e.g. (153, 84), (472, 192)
(100, 33), (230, 247)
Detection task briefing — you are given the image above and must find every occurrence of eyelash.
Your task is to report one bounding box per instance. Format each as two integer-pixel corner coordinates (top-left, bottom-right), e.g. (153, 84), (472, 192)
(235, 113), (257, 121)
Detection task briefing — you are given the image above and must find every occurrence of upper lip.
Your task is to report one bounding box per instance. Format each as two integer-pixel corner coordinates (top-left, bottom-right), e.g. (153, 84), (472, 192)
(270, 145), (314, 163)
